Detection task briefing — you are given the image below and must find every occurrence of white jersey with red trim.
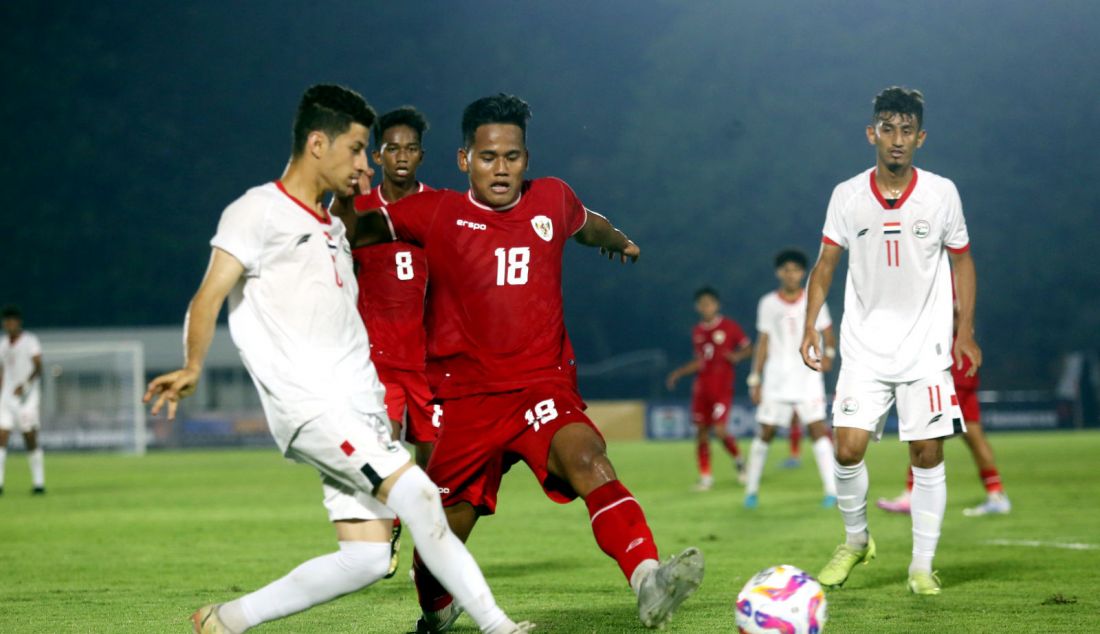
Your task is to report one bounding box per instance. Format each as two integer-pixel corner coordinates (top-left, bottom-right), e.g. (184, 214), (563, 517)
(210, 182), (386, 453)
(0, 331), (41, 399)
(757, 290), (830, 401)
(821, 167), (970, 382)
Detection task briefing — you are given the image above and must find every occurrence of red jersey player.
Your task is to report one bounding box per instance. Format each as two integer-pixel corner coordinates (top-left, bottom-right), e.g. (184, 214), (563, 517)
(666, 288), (752, 490)
(336, 94), (703, 632)
(351, 107), (437, 468)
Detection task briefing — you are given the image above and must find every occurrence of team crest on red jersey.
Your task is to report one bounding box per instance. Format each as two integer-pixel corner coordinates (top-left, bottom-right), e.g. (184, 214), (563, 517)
(713, 330), (727, 345)
(531, 215), (554, 242)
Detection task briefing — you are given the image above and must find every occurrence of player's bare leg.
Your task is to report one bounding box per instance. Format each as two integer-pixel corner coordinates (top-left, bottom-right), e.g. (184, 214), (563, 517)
(960, 422), (1010, 516)
(806, 421), (837, 507)
(818, 427), (875, 588)
(907, 438), (946, 594)
(0, 429), (9, 495)
(744, 424), (776, 508)
(551, 423), (703, 628)
(23, 429), (45, 494)
(712, 423), (745, 485)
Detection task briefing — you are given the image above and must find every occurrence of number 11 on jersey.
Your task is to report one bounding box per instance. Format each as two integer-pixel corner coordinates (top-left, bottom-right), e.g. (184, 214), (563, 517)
(494, 247), (530, 286)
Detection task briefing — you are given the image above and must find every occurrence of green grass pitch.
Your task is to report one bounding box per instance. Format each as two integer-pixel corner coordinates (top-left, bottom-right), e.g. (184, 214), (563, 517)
(0, 431), (1097, 632)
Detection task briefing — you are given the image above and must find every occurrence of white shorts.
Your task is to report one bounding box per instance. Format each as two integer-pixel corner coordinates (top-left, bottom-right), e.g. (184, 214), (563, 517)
(0, 392), (40, 433)
(287, 407), (411, 522)
(832, 368), (965, 442)
(755, 397), (827, 428)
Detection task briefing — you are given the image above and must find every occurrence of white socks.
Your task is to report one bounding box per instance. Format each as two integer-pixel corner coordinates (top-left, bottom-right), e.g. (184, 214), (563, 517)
(29, 448), (44, 488)
(745, 437), (769, 495)
(0, 448), (6, 487)
(909, 462), (946, 575)
(219, 540), (390, 632)
(834, 460), (869, 548)
(811, 437), (836, 496)
(385, 467), (511, 634)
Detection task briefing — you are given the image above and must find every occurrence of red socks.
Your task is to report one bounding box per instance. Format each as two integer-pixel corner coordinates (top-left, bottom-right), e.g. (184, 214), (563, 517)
(980, 468), (1004, 494)
(697, 441), (711, 476)
(586, 480), (660, 582)
(412, 550), (453, 613)
(906, 466), (915, 492)
(721, 435), (740, 458)
(789, 423), (802, 457)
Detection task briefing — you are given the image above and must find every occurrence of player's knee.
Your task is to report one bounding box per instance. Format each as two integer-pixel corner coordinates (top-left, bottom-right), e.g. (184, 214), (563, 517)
(834, 444), (864, 466)
(335, 541), (391, 589)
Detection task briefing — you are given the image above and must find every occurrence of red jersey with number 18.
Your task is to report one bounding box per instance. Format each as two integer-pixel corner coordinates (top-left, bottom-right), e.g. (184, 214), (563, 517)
(381, 178), (587, 399)
(352, 183), (433, 371)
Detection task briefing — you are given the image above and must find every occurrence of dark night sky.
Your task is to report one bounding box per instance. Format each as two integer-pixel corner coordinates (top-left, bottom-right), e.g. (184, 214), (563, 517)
(3, 1), (1099, 391)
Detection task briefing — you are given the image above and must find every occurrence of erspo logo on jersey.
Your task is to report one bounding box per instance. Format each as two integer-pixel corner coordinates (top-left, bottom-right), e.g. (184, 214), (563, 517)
(456, 219), (487, 231)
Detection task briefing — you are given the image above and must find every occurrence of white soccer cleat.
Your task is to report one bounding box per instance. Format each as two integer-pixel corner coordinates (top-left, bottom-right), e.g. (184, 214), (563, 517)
(693, 475), (714, 491)
(190, 604), (235, 634)
(506, 622), (536, 633)
(415, 602), (464, 633)
(637, 547), (705, 629)
(963, 493), (1011, 517)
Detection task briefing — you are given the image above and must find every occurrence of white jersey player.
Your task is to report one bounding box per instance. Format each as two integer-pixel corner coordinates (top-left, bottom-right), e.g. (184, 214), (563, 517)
(744, 250), (837, 509)
(144, 85), (529, 634)
(0, 306), (46, 495)
(801, 87), (981, 596)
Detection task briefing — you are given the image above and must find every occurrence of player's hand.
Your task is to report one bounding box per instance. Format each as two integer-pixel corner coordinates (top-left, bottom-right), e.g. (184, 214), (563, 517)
(800, 329), (822, 372)
(143, 367), (201, 420)
(600, 239), (640, 264)
(750, 384), (762, 406)
(953, 332), (982, 377)
(665, 372), (678, 391)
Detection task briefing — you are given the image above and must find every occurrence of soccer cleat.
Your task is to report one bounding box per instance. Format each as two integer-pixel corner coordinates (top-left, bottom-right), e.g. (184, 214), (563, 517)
(744, 493), (759, 509)
(735, 459), (747, 486)
(415, 602), (464, 633)
(385, 519), (402, 578)
(505, 622), (536, 633)
(817, 537), (876, 588)
(962, 493), (1011, 517)
(822, 495), (837, 509)
(637, 547), (704, 629)
(782, 456), (802, 469)
(693, 475), (714, 492)
(32, 486), (46, 496)
(875, 492), (911, 514)
(190, 604), (233, 634)
(907, 570), (942, 595)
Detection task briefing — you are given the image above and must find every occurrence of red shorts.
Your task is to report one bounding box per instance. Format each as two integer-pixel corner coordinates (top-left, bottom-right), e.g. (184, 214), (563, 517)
(692, 386), (732, 426)
(956, 386), (980, 423)
(427, 382), (599, 516)
(377, 365), (439, 444)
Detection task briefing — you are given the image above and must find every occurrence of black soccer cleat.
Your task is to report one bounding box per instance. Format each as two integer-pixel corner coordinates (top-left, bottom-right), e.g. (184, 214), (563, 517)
(32, 486), (46, 495)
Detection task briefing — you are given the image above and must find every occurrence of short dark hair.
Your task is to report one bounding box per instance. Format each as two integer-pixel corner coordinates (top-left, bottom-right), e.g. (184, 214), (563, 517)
(292, 84), (376, 156)
(373, 106), (429, 148)
(872, 86), (924, 129)
(1, 305), (22, 319)
(461, 94), (532, 147)
(775, 249), (808, 270)
(693, 287), (719, 301)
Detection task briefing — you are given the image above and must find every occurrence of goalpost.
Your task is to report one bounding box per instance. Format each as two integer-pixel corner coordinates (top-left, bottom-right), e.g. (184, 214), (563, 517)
(39, 341), (147, 454)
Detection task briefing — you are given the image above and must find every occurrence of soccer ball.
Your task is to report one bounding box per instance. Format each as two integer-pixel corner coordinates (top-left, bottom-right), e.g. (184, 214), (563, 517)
(734, 564), (827, 634)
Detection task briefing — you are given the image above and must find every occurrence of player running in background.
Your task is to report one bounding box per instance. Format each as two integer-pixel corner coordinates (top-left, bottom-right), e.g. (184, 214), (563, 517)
(877, 305), (1010, 516)
(0, 305), (45, 496)
(801, 87), (981, 596)
(347, 106), (438, 580)
(338, 94), (703, 632)
(145, 85), (528, 634)
(666, 288), (752, 490)
(744, 249), (837, 509)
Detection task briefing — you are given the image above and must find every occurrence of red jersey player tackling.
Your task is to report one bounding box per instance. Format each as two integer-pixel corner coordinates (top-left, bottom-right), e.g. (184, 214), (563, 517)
(666, 288), (752, 490)
(337, 94), (703, 632)
(351, 107), (438, 468)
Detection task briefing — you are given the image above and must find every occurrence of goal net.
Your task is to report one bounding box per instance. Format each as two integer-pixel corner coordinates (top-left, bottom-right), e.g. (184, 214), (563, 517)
(39, 341), (147, 454)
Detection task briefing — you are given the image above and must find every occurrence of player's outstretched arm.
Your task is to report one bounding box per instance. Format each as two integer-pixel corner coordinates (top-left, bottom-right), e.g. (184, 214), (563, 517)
(574, 210), (640, 263)
(800, 243), (842, 371)
(144, 248), (243, 420)
(950, 249), (981, 376)
(665, 359), (701, 391)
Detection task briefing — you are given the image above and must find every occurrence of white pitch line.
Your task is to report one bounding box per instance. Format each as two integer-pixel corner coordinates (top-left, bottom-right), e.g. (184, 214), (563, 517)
(983, 539), (1099, 551)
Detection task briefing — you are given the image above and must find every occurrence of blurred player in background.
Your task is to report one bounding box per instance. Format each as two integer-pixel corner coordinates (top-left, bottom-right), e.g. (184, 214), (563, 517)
(801, 87), (981, 596)
(0, 305), (45, 495)
(339, 94), (703, 632)
(877, 304), (1010, 516)
(345, 106), (437, 579)
(145, 84), (528, 634)
(666, 287), (752, 490)
(744, 250), (837, 509)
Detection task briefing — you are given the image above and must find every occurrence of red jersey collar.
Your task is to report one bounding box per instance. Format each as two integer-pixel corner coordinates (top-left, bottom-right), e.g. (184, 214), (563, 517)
(275, 181), (331, 225)
(467, 188), (523, 212)
(869, 167), (918, 210)
(376, 182), (426, 205)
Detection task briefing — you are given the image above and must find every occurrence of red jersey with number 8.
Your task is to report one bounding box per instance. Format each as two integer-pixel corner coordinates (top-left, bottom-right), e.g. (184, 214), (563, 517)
(381, 178), (587, 399)
(352, 183), (433, 371)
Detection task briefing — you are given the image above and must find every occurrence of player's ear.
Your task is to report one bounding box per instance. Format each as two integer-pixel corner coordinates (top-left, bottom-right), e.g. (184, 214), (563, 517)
(457, 147), (470, 173)
(308, 130), (328, 159)
(865, 125), (877, 146)
(916, 128), (927, 148)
